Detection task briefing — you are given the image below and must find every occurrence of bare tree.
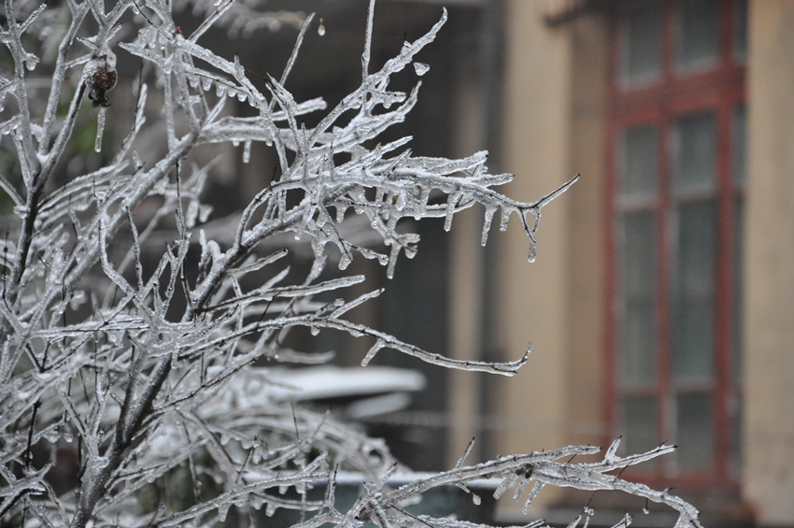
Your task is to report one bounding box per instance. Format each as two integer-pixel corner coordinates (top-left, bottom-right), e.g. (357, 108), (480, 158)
(0, 1), (703, 527)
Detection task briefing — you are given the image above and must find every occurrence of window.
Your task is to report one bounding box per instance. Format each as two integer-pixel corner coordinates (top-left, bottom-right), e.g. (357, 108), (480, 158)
(608, 0), (746, 484)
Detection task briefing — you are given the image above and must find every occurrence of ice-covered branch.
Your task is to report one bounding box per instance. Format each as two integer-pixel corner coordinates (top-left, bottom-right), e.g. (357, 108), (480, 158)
(0, 1), (700, 527)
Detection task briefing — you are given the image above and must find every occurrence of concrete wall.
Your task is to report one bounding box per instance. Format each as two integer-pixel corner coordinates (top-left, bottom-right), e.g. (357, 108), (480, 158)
(744, 1), (794, 524)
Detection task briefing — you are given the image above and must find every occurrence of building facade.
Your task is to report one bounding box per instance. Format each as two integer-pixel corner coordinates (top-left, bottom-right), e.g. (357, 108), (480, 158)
(440, 0), (794, 525)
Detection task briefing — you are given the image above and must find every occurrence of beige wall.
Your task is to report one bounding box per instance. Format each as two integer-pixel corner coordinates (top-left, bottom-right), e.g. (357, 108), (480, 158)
(562, 13), (610, 449)
(493, 0), (611, 513)
(445, 0), (794, 524)
(495, 0), (575, 511)
(744, 1), (794, 524)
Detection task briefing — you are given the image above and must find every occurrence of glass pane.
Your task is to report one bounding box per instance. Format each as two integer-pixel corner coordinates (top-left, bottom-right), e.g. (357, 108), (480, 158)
(674, 392), (713, 472)
(734, 0), (748, 61)
(672, 112), (717, 193)
(619, 212), (658, 384)
(620, 0), (662, 85)
(620, 396), (658, 460)
(733, 105), (747, 185)
(671, 201), (716, 382)
(620, 125), (659, 198)
(675, 0), (719, 72)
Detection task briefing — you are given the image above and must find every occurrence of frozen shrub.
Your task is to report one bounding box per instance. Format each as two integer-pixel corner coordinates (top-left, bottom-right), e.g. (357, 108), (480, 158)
(0, 1), (701, 527)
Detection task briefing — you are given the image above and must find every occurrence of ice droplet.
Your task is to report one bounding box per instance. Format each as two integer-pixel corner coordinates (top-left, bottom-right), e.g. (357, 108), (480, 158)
(217, 503), (230, 522)
(317, 19), (326, 36)
(472, 494), (481, 506)
(642, 507), (650, 515)
(413, 62), (430, 76)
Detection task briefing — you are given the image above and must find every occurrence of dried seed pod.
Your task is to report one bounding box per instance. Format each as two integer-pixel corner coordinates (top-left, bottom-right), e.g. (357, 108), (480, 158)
(84, 54), (118, 108)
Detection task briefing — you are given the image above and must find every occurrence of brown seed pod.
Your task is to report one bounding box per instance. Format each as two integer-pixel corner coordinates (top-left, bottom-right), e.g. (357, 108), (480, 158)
(84, 55), (118, 108)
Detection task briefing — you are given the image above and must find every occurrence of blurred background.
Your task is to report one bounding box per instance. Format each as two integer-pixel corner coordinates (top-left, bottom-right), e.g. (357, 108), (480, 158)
(184, 0), (793, 526)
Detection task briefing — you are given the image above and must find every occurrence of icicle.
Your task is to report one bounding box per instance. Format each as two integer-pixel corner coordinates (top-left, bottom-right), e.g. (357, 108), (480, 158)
(444, 193), (459, 231)
(361, 340), (384, 366)
(338, 252), (351, 270)
(472, 493), (481, 506)
(386, 243), (401, 279)
(94, 106), (107, 152)
(492, 474), (516, 500)
(242, 140), (252, 163)
(513, 475), (531, 501)
(499, 207), (511, 231)
(481, 205), (496, 246)
(237, 91), (248, 103)
(201, 78), (212, 91)
(522, 481), (545, 515)
(414, 186), (430, 220)
(216, 83), (227, 98)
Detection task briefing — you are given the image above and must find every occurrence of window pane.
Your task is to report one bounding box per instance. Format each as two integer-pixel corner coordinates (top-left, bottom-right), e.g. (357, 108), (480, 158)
(675, 0), (719, 72)
(620, 125), (659, 198)
(620, 0), (662, 85)
(675, 392), (713, 472)
(671, 201), (716, 382)
(672, 112), (717, 193)
(620, 396), (658, 459)
(619, 212), (658, 384)
(733, 105), (747, 185)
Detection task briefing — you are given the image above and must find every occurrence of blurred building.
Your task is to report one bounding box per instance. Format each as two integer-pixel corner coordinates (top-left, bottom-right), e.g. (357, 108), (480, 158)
(435, 0), (792, 526)
(208, 0), (793, 525)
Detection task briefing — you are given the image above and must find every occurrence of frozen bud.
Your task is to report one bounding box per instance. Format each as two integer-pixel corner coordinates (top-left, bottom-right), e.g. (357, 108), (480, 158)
(84, 54), (118, 108)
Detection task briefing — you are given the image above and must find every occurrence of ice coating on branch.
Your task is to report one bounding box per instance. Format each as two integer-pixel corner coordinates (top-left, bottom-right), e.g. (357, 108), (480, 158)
(0, 0), (697, 526)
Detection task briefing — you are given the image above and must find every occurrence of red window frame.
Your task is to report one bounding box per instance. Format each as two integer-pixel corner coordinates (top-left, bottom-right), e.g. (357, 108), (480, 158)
(605, 0), (746, 488)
